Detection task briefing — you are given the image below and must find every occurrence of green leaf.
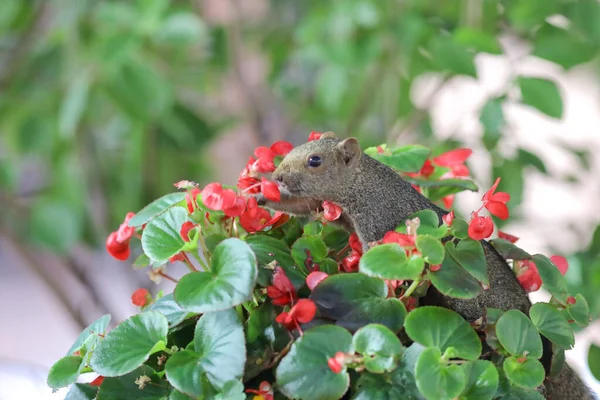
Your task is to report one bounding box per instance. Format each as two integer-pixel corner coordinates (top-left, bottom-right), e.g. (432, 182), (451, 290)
(175, 238), (258, 313)
(97, 365), (170, 400)
(352, 324), (404, 373)
(311, 273), (407, 332)
(194, 309), (245, 389)
(446, 239), (488, 286)
(146, 293), (188, 328)
(29, 200), (81, 253)
(495, 310), (543, 358)
(366, 145), (431, 173)
(489, 239), (531, 261)
(459, 360), (499, 400)
(213, 380), (246, 400)
(450, 218), (470, 240)
(405, 306), (481, 361)
(480, 97), (505, 150)
(499, 387), (546, 399)
(453, 27), (502, 54)
(416, 347), (467, 400)
(533, 27), (594, 69)
(47, 356), (84, 389)
(245, 235), (304, 289)
(566, 294), (590, 327)
(64, 383), (98, 400)
(531, 254), (569, 302)
(416, 235), (445, 265)
(354, 363), (423, 400)
(503, 357), (545, 389)
(588, 343), (600, 381)
(427, 250), (483, 299)
(59, 70), (91, 138)
(164, 351), (210, 397)
(507, 0), (560, 31)
(90, 311), (168, 376)
(247, 302), (275, 343)
(66, 314), (111, 356)
(128, 192), (187, 227)
(430, 36), (477, 78)
(141, 206), (188, 262)
(518, 77), (563, 119)
(359, 243), (423, 281)
(404, 177), (478, 192)
(291, 235), (329, 272)
(529, 303), (574, 349)
(405, 210), (446, 238)
(276, 325), (352, 400)
(518, 149), (547, 174)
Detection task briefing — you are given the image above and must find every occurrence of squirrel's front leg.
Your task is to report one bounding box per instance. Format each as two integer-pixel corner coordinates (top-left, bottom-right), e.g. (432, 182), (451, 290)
(255, 193), (322, 217)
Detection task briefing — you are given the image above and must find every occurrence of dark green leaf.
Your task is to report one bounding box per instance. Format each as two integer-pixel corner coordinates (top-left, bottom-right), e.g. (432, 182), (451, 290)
(405, 306), (481, 361)
(489, 239), (531, 261)
(416, 235), (445, 265)
(247, 302), (275, 343)
(507, 0), (560, 31)
(47, 356), (84, 389)
(291, 235), (329, 271)
(566, 294), (590, 327)
(518, 149), (547, 174)
(66, 314), (111, 356)
(499, 387), (545, 399)
(529, 303), (574, 349)
(450, 218), (470, 240)
(588, 343), (600, 381)
(97, 365), (170, 400)
(128, 192), (187, 227)
(480, 98), (505, 150)
(366, 145), (431, 173)
(165, 351), (209, 397)
(311, 273), (407, 332)
(353, 324), (404, 373)
(446, 239), (488, 285)
(147, 293), (188, 328)
(354, 363), (424, 400)
(404, 210), (446, 238)
(175, 238), (258, 313)
(427, 251), (483, 299)
(64, 383), (98, 400)
(213, 380), (246, 400)
(459, 360), (499, 400)
(518, 77), (563, 119)
(503, 357), (545, 389)
(245, 235), (304, 289)
(90, 311), (168, 376)
(531, 254), (569, 302)
(416, 347), (467, 400)
(453, 27), (502, 54)
(276, 325), (352, 400)
(141, 206), (187, 262)
(495, 310), (543, 358)
(429, 36), (477, 77)
(534, 27), (595, 69)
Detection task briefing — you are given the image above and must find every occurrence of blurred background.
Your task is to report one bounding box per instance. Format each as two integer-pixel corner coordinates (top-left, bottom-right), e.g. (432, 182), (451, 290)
(0, 0), (599, 398)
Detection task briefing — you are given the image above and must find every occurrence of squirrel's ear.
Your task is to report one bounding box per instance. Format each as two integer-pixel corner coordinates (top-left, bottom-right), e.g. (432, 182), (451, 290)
(339, 137), (362, 166)
(320, 131), (336, 139)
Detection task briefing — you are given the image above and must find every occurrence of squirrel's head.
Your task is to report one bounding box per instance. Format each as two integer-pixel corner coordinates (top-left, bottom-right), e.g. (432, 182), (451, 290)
(272, 132), (362, 200)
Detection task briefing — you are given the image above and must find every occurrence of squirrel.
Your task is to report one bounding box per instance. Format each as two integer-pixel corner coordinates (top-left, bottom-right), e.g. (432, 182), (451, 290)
(257, 132), (596, 400)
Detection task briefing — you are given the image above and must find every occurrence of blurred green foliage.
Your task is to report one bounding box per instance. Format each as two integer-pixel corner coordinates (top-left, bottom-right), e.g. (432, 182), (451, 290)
(0, 0), (599, 320)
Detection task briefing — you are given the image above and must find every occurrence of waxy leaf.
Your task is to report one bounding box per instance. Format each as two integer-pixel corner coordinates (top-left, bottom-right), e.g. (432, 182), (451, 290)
(405, 306), (481, 361)
(291, 235), (329, 272)
(311, 273), (406, 332)
(276, 325), (352, 400)
(403, 177), (478, 193)
(128, 192), (187, 227)
(147, 293), (188, 328)
(246, 302), (275, 343)
(529, 303), (574, 349)
(142, 206), (188, 262)
(245, 235), (304, 289)
(489, 239), (531, 261)
(446, 239), (488, 285)
(352, 324), (404, 373)
(213, 380), (246, 400)
(359, 243), (424, 281)
(66, 314), (111, 357)
(588, 344), (600, 382)
(97, 365), (169, 400)
(367, 145), (431, 173)
(532, 254), (569, 302)
(403, 209), (447, 238)
(64, 383), (98, 400)
(459, 360), (499, 400)
(90, 311), (168, 376)
(175, 238), (257, 313)
(503, 356), (545, 389)
(47, 356), (84, 389)
(165, 351), (210, 397)
(495, 310), (542, 358)
(518, 77), (563, 119)
(353, 364), (423, 400)
(416, 235), (445, 265)
(416, 347), (467, 400)
(427, 252), (482, 299)
(565, 294), (590, 327)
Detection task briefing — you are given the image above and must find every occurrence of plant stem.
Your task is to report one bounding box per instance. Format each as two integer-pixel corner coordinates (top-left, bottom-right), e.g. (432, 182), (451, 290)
(182, 253), (198, 272)
(158, 271), (179, 283)
(191, 250), (209, 272)
(401, 277), (421, 299)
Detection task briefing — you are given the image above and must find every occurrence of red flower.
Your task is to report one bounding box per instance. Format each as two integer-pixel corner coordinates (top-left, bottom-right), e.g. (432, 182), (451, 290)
(349, 232), (363, 254)
(419, 159), (435, 178)
(180, 221), (196, 242)
(341, 251), (361, 272)
(468, 214), (494, 240)
(306, 271), (328, 290)
(238, 176), (261, 194)
(376, 145), (385, 154)
(223, 196), (247, 217)
(202, 183), (236, 211)
(169, 253), (186, 263)
(246, 381), (274, 400)
(271, 141), (294, 156)
(106, 232), (130, 261)
(261, 178), (281, 202)
(308, 131), (322, 141)
(116, 212), (136, 242)
(382, 231), (415, 247)
(515, 260), (542, 293)
(131, 288), (150, 307)
(239, 199), (285, 233)
(322, 201), (342, 221)
(442, 194), (455, 209)
(275, 299), (317, 330)
(90, 375), (104, 386)
(266, 267), (297, 306)
(498, 230), (519, 243)
(482, 178), (510, 220)
(327, 352), (346, 374)
(433, 148), (472, 167)
(550, 255), (569, 276)
(443, 211), (454, 227)
(186, 188), (202, 213)
(566, 296), (576, 305)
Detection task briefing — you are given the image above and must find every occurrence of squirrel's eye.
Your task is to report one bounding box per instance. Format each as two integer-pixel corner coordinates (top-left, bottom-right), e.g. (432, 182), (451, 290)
(307, 155), (322, 168)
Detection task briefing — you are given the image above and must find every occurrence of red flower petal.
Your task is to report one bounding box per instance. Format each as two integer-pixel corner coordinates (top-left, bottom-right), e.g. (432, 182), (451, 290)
(308, 131), (322, 141)
(327, 357), (343, 374)
(516, 261), (542, 293)
(306, 271), (328, 290)
(490, 192), (510, 203)
(272, 266), (295, 293)
(451, 164), (470, 177)
(116, 212), (136, 242)
(442, 211), (454, 227)
(550, 255), (569, 276)
(239, 206), (272, 233)
(106, 232), (130, 261)
(223, 196), (247, 217)
(291, 299), (317, 324)
(322, 201), (342, 221)
(498, 231), (519, 243)
(169, 253), (185, 263)
(271, 141), (294, 156)
(482, 177), (501, 202)
(419, 159), (435, 178)
(485, 201), (509, 220)
(180, 221), (195, 242)
(186, 188), (202, 213)
(349, 232), (363, 254)
(468, 215), (494, 240)
(442, 194), (455, 209)
(237, 176), (260, 193)
(433, 148), (472, 167)
(90, 376), (104, 387)
(382, 231), (415, 247)
(261, 178), (281, 202)
(131, 288), (149, 307)
(341, 251), (361, 272)
(567, 296), (576, 305)
(275, 311), (295, 330)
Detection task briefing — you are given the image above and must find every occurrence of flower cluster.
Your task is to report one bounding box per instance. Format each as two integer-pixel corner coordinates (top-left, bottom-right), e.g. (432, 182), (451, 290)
(467, 178), (511, 241)
(105, 212), (136, 260)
